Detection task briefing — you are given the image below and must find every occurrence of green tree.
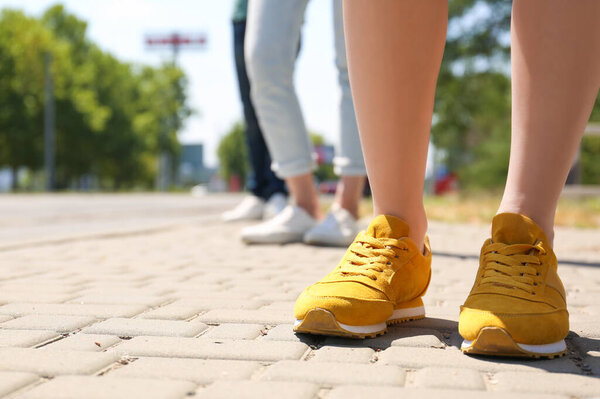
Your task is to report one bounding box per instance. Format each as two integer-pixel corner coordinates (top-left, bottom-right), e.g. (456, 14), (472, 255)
(0, 9), (53, 188)
(432, 0), (513, 188)
(217, 122), (248, 186)
(0, 5), (191, 191)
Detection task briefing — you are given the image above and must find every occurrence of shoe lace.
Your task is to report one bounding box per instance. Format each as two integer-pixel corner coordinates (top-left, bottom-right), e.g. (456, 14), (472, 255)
(480, 240), (546, 294)
(337, 233), (409, 280)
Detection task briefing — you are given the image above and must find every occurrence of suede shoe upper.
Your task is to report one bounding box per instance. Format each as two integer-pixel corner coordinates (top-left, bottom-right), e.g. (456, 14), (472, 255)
(294, 215), (431, 326)
(459, 213), (569, 345)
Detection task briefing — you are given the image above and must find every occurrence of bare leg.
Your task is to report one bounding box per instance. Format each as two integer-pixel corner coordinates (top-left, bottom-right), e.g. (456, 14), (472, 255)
(286, 173), (321, 219)
(497, 0), (600, 244)
(287, 175), (364, 220)
(343, 1), (447, 250)
(333, 175), (366, 219)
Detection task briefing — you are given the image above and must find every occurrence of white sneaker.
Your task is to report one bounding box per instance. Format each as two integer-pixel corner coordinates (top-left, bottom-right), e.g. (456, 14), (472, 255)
(303, 207), (358, 247)
(241, 205), (316, 244)
(263, 193), (287, 220)
(222, 195), (264, 222)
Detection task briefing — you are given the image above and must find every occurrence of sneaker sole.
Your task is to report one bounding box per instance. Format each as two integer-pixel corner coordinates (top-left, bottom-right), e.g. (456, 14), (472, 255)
(461, 327), (567, 359)
(293, 306), (425, 339)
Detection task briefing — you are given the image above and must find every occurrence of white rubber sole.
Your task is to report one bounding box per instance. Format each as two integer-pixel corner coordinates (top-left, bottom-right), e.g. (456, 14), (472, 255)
(294, 306), (425, 335)
(461, 338), (566, 354)
(460, 327), (567, 358)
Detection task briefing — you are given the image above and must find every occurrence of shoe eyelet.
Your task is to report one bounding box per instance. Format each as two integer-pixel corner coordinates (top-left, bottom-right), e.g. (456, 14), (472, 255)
(395, 256), (399, 259)
(532, 292), (536, 295)
(386, 262), (392, 265)
(520, 273), (524, 276)
(533, 282), (538, 286)
(536, 272), (540, 276)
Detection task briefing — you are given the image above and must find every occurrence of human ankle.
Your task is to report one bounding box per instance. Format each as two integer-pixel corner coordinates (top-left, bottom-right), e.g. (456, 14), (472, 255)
(373, 206), (427, 253)
(496, 204), (555, 246)
(332, 201), (359, 219)
(296, 201), (320, 220)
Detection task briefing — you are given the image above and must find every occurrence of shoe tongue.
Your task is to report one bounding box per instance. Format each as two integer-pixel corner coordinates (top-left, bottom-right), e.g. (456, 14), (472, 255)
(491, 213), (549, 245)
(366, 215), (410, 239)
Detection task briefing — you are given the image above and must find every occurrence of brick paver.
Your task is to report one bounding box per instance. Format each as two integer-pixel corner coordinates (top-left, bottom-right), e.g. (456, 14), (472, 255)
(17, 376), (196, 399)
(0, 194), (598, 398)
(0, 372), (38, 397)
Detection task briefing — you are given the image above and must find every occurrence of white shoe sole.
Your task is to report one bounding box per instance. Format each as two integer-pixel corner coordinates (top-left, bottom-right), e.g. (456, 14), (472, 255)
(293, 306), (425, 338)
(460, 327), (567, 358)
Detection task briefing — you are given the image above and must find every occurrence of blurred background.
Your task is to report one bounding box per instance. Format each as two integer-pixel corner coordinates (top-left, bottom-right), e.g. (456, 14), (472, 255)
(1, 0), (600, 226)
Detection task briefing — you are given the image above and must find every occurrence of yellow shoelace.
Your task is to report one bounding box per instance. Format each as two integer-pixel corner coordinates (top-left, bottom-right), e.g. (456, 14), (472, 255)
(337, 233), (409, 280)
(480, 241), (546, 294)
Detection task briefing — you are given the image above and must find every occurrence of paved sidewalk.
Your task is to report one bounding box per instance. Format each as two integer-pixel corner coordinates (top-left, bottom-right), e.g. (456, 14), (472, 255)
(0, 193), (598, 399)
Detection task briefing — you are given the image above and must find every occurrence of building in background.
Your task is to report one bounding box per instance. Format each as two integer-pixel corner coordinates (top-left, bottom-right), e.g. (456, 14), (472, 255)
(178, 143), (214, 187)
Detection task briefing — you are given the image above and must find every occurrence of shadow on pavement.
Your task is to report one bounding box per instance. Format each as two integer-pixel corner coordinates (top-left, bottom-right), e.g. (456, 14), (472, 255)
(296, 317), (595, 375)
(435, 250), (600, 268)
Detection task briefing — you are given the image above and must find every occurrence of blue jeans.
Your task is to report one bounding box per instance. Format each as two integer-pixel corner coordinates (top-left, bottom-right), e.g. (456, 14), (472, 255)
(233, 20), (287, 200)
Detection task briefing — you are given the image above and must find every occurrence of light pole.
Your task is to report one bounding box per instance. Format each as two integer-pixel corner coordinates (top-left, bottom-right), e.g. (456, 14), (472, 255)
(144, 32), (207, 191)
(44, 52), (56, 191)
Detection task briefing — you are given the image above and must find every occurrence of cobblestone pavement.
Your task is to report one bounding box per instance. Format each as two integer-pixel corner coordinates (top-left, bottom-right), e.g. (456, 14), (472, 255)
(0, 193), (599, 399)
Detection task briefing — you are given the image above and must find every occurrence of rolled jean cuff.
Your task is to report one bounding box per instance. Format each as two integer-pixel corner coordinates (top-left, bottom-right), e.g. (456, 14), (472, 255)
(272, 157), (317, 179)
(333, 156), (367, 176)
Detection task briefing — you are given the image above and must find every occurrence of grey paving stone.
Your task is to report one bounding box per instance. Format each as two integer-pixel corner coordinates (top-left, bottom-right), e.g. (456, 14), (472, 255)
(324, 326), (445, 350)
(0, 303), (148, 318)
(1, 195), (598, 396)
(42, 334), (120, 351)
(0, 315), (96, 333)
(17, 376), (196, 399)
(327, 386), (569, 399)
(414, 367), (486, 390)
(378, 347), (580, 373)
(0, 372), (38, 397)
(261, 324), (309, 342)
(261, 360), (405, 386)
(113, 336), (308, 362)
(571, 321), (600, 338)
(492, 371), (600, 397)
(111, 358), (260, 384)
(0, 348), (118, 376)
(137, 305), (201, 320)
(68, 294), (167, 307)
(170, 298), (267, 310)
(310, 346), (375, 363)
(83, 318), (208, 337)
(0, 330), (59, 348)
(0, 293), (75, 305)
(197, 381), (318, 399)
(202, 324), (264, 340)
(197, 309), (292, 324)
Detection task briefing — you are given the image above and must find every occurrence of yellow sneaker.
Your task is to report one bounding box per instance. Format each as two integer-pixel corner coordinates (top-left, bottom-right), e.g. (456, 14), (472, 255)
(293, 215), (431, 338)
(459, 213), (569, 358)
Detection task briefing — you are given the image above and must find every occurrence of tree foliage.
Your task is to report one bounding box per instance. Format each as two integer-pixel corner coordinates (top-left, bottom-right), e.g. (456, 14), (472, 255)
(217, 122), (248, 185)
(433, 0), (512, 188)
(436, 0), (600, 188)
(0, 5), (191, 190)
